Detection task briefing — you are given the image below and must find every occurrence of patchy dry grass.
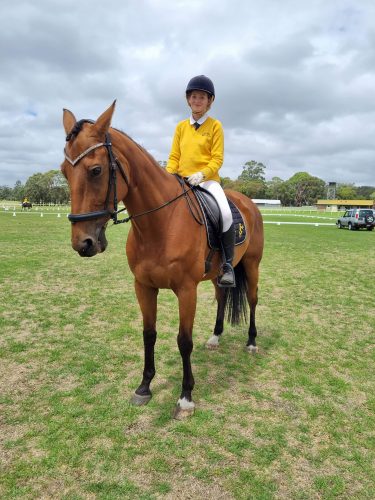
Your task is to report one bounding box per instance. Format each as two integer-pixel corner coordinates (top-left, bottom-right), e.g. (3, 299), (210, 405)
(0, 211), (374, 499)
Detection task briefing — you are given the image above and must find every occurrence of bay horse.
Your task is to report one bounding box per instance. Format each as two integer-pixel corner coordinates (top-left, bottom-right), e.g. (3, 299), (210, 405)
(61, 101), (264, 419)
(21, 201), (32, 210)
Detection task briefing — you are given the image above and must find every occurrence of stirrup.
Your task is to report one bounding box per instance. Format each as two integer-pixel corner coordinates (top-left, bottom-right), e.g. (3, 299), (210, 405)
(217, 264), (236, 288)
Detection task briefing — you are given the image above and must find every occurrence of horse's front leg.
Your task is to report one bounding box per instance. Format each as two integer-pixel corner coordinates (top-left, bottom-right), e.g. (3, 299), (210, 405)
(173, 283), (197, 420)
(130, 280), (158, 406)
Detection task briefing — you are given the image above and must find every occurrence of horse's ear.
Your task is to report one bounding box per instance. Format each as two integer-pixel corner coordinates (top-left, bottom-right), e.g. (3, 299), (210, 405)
(63, 109), (77, 135)
(94, 100), (116, 138)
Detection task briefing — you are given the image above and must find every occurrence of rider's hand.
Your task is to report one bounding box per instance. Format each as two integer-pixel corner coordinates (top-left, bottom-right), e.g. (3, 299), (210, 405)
(187, 172), (204, 186)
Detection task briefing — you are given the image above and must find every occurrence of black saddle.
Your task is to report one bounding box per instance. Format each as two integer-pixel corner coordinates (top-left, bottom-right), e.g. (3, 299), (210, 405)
(193, 185), (247, 250)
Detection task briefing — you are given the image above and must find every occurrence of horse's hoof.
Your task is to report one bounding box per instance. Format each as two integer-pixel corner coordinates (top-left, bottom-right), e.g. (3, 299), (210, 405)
(130, 392), (152, 406)
(206, 335), (219, 350)
(246, 345), (258, 354)
(206, 342), (219, 350)
(173, 398), (195, 420)
(173, 405), (195, 420)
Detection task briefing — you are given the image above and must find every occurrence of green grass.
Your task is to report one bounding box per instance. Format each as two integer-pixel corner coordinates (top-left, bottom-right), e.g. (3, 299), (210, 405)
(0, 210), (374, 499)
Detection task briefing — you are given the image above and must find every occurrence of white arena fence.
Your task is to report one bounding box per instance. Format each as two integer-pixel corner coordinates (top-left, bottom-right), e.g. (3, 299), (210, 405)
(2, 204), (340, 227)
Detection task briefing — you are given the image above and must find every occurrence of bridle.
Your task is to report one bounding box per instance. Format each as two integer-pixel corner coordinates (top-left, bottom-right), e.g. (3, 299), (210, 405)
(64, 122), (203, 226)
(64, 127), (129, 225)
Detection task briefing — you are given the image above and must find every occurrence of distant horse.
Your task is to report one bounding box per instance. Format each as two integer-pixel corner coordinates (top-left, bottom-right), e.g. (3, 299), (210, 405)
(61, 102), (264, 419)
(21, 201), (32, 210)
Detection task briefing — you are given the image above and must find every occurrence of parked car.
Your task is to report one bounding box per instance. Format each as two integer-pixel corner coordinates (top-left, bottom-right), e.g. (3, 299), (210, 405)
(337, 209), (375, 231)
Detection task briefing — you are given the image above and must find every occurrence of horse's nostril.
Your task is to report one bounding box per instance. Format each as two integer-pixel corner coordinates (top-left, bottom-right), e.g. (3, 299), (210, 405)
(84, 238), (94, 249)
(78, 238), (95, 256)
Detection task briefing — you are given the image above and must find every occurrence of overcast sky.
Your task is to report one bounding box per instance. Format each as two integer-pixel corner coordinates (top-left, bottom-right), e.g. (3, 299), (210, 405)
(1, 0), (375, 187)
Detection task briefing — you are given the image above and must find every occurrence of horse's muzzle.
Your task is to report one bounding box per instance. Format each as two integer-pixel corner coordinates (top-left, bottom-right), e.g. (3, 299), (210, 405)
(72, 226), (108, 257)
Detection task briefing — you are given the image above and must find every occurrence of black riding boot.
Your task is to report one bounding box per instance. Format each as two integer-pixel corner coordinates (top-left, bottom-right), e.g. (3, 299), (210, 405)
(217, 224), (236, 288)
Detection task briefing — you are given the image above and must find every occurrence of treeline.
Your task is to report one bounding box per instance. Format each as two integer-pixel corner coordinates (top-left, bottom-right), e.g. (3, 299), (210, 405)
(1, 162), (374, 206)
(0, 170), (70, 204)
(221, 161), (375, 206)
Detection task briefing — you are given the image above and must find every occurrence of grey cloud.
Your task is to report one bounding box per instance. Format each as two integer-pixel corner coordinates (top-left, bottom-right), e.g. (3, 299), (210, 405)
(0, 0), (374, 188)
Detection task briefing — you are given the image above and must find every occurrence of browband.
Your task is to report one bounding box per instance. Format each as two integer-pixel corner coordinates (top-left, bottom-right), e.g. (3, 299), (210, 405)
(64, 142), (105, 166)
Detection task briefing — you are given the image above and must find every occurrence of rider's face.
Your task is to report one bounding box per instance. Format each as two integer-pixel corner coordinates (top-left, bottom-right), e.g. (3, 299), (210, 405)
(187, 91), (211, 117)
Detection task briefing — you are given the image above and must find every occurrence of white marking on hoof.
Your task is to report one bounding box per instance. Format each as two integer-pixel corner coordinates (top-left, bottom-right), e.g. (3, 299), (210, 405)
(206, 335), (219, 349)
(247, 345), (258, 354)
(174, 398), (195, 419)
(177, 397), (195, 410)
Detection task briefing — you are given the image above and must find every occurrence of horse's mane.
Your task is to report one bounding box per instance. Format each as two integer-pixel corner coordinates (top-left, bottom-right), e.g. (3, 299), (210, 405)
(66, 120), (161, 170)
(112, 127), (162, 170)
(66, 120), (165, 190)
(65, 119), (94, 142)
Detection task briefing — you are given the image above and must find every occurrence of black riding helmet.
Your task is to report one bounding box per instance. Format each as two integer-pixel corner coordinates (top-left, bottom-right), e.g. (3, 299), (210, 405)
(186, 75), (215, 98)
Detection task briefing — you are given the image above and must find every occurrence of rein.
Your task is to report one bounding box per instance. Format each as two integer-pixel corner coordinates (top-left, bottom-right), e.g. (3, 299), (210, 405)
(65, 125), (203, 226)
(121, 175), (203, 225)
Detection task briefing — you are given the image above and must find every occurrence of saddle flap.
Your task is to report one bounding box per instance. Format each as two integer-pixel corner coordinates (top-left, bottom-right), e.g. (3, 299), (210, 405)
(193, 187), (247, 250)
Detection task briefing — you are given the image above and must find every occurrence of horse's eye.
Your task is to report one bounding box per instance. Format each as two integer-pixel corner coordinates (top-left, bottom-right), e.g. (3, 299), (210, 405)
(91, 166), (102, 177)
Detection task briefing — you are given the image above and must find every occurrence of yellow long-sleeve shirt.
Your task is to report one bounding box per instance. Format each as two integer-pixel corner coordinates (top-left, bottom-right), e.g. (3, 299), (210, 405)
(166, 117), (224, 182)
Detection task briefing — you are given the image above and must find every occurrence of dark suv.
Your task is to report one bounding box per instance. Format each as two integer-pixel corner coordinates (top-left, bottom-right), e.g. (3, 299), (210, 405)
(337, 209), (375, 231)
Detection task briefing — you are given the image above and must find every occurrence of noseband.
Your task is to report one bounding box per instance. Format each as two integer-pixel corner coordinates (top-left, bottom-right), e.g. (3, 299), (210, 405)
(64, 126), (129, 225)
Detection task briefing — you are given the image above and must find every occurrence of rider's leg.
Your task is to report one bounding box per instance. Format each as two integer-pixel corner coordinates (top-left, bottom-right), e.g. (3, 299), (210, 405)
(200, 180), (235, 287)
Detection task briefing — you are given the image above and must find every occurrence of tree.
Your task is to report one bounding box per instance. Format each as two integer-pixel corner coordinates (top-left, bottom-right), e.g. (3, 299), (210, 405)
(285, 172), (326, 206)
(336, 184), (357, 200)
(220, 177), (236, 189)
(13, 180), (25, 201)
(357, 185), (375, 199)
(47, 170), (70, 203)
(236, 179), (266, 198)
(277, 181), (296, 206)
(0, 185), (13, 200)
(265, 177), (284, 199)
(238, 161), (266, 182)
(24, 170), (70, 203)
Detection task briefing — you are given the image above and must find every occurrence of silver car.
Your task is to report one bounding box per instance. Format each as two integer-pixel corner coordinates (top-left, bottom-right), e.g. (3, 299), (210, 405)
(337, 209), (375, 231)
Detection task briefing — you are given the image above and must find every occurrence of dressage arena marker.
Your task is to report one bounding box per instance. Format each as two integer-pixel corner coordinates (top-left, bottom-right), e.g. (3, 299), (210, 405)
(40, 213), (43, 217)
(13, 212), (16, 217)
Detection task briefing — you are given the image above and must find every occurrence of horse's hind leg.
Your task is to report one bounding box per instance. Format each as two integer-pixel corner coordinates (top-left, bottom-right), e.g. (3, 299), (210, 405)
(173, 283), (197, 419)
(206, 282), (225, 350)
(130, 281), (158, 406)
(243, 258), (260, 353)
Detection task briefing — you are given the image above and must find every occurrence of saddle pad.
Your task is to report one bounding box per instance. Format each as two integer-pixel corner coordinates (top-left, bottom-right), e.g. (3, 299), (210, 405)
(194, 190), (247, 250)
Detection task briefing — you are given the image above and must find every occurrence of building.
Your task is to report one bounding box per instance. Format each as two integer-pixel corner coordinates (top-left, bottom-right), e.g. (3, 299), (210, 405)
(316, 199), (374, 211)
(252, 199), (281, 208)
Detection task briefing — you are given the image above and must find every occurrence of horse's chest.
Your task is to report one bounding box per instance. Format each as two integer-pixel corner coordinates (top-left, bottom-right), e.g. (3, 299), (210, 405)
(131, 258), (178, 288)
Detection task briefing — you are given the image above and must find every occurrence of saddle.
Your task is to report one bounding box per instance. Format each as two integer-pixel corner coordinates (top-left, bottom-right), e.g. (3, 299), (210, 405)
(193, 186), (247, 250)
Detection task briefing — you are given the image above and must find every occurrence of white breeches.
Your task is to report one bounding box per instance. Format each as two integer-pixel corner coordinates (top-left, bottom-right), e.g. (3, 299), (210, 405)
(199, 180), (233, 232)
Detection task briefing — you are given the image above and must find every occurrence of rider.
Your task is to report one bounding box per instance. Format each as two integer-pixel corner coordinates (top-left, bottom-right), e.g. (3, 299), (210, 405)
(166, 75), (235, 287)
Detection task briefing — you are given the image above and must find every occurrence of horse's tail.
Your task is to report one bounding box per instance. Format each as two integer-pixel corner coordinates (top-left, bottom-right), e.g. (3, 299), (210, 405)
(223, 260), (248, 325)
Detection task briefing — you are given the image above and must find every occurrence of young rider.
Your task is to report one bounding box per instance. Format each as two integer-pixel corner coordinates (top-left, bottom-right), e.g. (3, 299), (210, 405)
(166, 75), (235, 287)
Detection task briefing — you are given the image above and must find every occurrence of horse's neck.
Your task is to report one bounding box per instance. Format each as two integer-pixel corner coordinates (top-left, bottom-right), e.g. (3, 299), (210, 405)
(118, 135), (179, 230)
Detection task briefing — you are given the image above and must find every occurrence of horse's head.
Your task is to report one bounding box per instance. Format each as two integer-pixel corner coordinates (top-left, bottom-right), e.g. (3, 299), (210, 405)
(61, 101), (128, 257)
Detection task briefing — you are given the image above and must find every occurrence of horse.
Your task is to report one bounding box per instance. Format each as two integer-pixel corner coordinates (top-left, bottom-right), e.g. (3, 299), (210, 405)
(21, 201), (32, 210)
(61, 101), (264, 419)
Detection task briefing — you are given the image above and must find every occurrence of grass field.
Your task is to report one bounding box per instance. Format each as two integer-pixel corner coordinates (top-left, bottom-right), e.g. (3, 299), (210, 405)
(1, 208), (374, 499)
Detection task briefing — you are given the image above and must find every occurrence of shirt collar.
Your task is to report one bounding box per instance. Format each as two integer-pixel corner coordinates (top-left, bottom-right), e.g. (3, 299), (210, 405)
(190, 113), (208, 125)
